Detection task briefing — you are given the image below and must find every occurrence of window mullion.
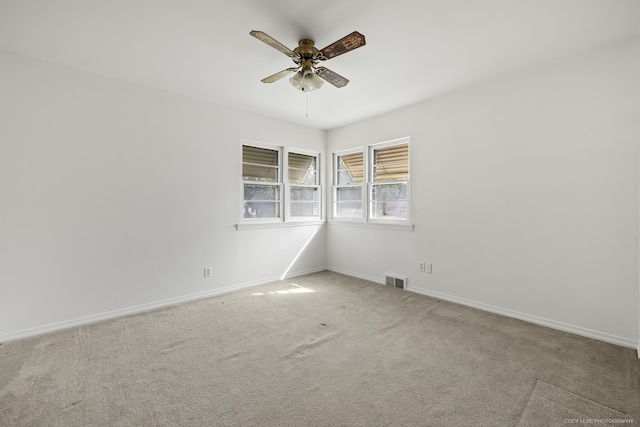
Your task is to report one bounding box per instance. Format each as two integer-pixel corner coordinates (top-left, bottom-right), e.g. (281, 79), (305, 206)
(282, 147), (288, 221)
(365, 147), (371, 221)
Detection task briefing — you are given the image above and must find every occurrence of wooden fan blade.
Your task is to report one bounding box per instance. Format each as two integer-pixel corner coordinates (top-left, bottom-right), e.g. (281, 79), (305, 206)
(317, 67), (349, 88)
(250, 30), (296, 58)
(261, 67), (299, 83)
(319, 31), (366, 60)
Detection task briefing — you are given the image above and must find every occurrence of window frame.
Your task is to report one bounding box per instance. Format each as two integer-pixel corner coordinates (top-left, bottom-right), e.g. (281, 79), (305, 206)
(240, 141), (323, 227)
(331, 137), (411, 227)
(241, 141), (283, 224)
(285, 147), (322, 222)
(368, 138), (410, 225)
(332, 147), (366, 222)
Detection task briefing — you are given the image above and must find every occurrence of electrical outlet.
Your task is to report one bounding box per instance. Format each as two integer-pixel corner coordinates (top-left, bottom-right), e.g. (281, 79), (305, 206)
(419, 262), (426, 272)
(204, 267), (212, 278)
(425, 263), (432, 274)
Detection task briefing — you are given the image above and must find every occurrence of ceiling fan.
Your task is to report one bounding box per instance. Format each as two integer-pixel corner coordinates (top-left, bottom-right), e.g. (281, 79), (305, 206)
(249, 30), (366, 92)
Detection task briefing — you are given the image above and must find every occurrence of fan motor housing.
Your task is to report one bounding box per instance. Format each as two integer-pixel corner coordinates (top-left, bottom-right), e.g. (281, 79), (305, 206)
(294, 39), (318, 59)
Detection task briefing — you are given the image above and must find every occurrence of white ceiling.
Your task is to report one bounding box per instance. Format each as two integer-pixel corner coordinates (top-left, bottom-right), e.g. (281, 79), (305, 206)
(1, 0), (639, 130)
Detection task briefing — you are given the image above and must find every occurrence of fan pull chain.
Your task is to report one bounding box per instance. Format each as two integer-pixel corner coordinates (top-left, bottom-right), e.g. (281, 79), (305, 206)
(306, 92), (309, 117)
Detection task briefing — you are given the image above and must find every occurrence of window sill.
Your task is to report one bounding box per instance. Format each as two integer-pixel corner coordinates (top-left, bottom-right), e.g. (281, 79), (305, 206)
(235, 220), (326, 230)
(328, 220), (414, 231)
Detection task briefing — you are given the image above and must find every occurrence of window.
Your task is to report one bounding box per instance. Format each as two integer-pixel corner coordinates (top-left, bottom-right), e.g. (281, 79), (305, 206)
(333, 150), (364, 219)
(288, 151), (321, 219)
(243, 144), (281, 219)
(242, 142), (321, 224)
(369, 142), (409, 221)
(332, 137), (410, 224)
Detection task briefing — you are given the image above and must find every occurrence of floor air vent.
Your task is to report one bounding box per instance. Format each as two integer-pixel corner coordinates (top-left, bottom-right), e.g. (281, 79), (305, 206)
(385, 274), (407, 290)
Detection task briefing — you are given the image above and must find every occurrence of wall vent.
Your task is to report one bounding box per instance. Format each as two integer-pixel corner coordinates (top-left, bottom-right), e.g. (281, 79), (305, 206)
(385, 274), (407, 290)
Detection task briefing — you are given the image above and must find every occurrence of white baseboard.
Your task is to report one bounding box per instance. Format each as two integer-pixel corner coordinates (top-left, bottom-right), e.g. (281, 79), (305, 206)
(328, 267), (639, 351)
(0, 266), (327, 344)
(408, 286), (638, 350)
(327, 267), (385, 286)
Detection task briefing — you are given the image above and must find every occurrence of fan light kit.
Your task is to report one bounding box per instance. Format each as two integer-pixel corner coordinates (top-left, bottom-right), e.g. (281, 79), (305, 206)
(250, 30), (366, 92)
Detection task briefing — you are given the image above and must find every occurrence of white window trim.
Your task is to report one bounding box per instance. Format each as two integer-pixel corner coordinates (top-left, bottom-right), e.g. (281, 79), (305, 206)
(238, 141), (324, 229)
(332, 146), (365, 222)
(331, 137), (412, 228)
(236, 220), (325, 230)
(327, 220), (414, 231)
(285, 147), (322, 222)
(240, 140), (283, 225)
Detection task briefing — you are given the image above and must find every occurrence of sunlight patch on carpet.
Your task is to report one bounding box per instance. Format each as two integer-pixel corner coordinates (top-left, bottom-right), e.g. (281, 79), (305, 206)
(251, 283), (315, 296)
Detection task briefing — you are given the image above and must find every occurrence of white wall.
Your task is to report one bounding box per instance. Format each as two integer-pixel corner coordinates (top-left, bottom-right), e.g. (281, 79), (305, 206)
(326, 40), (640, 348)
(0, 51), (326, 341)
(2, 39), (639, 349)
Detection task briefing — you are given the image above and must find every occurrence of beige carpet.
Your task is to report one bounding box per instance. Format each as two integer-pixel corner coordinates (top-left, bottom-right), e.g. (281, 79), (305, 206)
(1, 271), (639, 426)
